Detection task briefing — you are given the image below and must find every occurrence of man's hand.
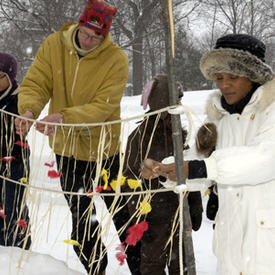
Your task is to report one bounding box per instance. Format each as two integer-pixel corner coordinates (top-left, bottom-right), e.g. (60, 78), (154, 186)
(141, 158), (176, 180)
(141, 158), (189, 181)
(140, 159), (161, 179)
(15, 111), (34, 139)
(35, 113), (64, 136)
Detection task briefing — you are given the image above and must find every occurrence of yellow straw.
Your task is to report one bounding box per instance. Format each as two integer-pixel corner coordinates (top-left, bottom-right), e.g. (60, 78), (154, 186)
(168, 0), (175, 58)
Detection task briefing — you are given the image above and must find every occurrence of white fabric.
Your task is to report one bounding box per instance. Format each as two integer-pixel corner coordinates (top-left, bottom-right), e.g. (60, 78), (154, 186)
(160, 156), (203, 192)
(196, 79), (275, 275)
(160, 156), (178, 190)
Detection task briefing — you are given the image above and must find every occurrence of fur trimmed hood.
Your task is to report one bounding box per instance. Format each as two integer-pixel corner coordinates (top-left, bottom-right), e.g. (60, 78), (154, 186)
(196, 78), (275, 157)
(200, 48), (274, 85)
(205, 78), (275, 121)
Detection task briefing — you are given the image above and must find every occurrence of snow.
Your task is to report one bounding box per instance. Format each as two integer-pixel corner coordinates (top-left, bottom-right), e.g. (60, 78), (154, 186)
(0, 89), (219, 275)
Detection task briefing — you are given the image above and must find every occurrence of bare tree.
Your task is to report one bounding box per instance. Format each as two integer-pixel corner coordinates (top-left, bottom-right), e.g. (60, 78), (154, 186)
(113, 0), (199, 95)
(160, 1), (196, 274)
(2, 0), (273, 92)
(198, 0), (275, 39)
(113, 0), (161, 95)
(0, 0), (85, 81)
(192, 0), (275, 73)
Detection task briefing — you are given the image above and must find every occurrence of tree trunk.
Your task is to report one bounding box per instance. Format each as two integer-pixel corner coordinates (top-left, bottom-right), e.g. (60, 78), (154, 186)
(160, 1), (196, 274)
(132, 35), (143, 95)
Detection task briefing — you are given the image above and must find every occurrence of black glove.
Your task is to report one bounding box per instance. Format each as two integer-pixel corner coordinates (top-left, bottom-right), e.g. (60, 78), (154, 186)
(206, 185), (219, 221)
(188, 191), (203, 231)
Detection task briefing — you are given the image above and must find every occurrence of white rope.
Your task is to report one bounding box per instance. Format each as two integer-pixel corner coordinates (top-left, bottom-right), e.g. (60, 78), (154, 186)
(0, 174), (188, 197)
(0, 103), (190, 127)
(0, 96), (202, 274)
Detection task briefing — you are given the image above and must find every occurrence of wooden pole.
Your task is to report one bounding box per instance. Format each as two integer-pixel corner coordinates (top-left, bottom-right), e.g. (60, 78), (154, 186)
(160, 1), (196, 274)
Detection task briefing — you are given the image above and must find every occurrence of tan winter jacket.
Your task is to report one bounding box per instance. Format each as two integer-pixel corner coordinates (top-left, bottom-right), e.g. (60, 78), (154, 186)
(18, 22), (129, 161)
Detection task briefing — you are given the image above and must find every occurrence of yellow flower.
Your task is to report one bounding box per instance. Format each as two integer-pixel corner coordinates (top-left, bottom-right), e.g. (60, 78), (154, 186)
(204, 189), (211, 196)
(101, 169), (108, 189)
(120, 176), (126, 185)
(20, 177), (28, 183)
(110, 176), (126, 191)
(64, 239), (82, 247)
(139, 200), (152, 215)
(127, 179), (142, 189)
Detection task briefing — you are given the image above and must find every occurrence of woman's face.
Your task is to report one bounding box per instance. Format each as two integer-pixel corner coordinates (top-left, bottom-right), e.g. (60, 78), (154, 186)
(0, 72), (9, 92)
(215, 73), (253, 105)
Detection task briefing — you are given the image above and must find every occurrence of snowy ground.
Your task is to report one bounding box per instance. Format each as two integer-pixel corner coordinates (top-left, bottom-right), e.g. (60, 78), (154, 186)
(1, 89), (219, 275)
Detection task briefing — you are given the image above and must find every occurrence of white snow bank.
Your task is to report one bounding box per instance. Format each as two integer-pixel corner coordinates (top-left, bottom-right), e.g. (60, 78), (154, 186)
(0, 246), (83, 275)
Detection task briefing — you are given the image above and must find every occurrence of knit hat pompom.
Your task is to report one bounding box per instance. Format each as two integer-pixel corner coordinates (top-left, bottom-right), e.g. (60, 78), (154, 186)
(79, 0), (117, 37)
(200, 34), (275, 84)
(0, 52), (17, 84)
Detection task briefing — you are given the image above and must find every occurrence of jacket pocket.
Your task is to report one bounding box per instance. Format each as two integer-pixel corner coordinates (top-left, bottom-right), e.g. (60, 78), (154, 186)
(256, 209), (275, 273)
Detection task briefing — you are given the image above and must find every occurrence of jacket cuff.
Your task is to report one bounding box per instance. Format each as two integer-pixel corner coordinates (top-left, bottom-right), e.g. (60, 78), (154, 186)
(188, 160), (207, 179)
(204, 156), (218, 181)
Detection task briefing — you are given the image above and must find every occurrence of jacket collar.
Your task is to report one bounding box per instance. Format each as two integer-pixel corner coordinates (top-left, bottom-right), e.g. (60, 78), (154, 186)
(60, 22), (113, 58)
(0, 74), (18, 102)
(206, 78), (275, 121)
(221, 84), (259, 115)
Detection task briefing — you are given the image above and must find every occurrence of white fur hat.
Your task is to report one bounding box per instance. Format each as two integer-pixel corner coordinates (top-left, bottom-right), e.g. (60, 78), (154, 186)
(200, 34), (275, 84)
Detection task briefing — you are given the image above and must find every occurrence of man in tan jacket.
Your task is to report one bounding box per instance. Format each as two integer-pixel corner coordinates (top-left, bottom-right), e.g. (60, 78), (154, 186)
(15, 1), (132, 274)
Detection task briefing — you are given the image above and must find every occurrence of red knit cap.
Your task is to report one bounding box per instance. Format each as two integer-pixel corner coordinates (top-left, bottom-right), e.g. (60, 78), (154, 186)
(79, 0), (117, 37)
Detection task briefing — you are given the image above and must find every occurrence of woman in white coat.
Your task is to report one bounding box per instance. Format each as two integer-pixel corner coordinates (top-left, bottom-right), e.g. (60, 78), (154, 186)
(141, 34), (275, 275)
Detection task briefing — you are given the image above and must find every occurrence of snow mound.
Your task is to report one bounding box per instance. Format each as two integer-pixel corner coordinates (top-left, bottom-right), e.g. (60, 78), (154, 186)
(0, 246), (83, 275)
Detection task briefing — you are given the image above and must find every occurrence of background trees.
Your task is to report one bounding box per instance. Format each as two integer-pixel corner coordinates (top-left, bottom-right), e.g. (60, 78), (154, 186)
(0, 0), (274, 93)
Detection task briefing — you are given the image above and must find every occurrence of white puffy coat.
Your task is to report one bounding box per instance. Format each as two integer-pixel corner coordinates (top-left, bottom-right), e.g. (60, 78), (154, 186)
(202, 78), (275, 275)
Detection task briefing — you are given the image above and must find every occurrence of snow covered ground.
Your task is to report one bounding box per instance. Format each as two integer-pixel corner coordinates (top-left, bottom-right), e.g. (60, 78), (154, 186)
(0, 89), (219, 275)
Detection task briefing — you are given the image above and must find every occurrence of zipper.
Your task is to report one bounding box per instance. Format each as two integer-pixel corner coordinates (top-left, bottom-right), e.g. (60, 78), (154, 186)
(71, 53), (82, 99)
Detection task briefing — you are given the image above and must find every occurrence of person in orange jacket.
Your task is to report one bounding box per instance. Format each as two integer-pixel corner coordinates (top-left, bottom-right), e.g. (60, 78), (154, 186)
(14, 1), (133, 274)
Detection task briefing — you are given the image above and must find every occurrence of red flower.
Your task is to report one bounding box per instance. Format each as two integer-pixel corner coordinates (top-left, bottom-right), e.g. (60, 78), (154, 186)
(87, 189), (93, 198)
(115, 243), (127, 266)
(15, 141), (30, 149)
(44, 161), (55, 167)
(0, 208), (6, 219)
(125, 221), (148, 246)
(18, 220), (27, 229)
(95, 186), (111, 193)
(0, 156), (15, 162)
(48, 170), (62, 178)
(0, 212), (6, 219)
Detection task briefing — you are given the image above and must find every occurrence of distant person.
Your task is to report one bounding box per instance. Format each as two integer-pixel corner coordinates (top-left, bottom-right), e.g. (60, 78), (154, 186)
(123, 74), (203, 275)
(0, 52), (31, 249)
(14, 1), (133, 274)
(141, 34), (275, 275)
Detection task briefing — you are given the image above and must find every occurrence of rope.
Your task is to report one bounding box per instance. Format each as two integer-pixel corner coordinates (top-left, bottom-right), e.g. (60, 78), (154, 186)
(0, 174), (188, 197)
(0, 101), (202, 199)
(0, 92), (203, 274)
(0, 104), (183, 127)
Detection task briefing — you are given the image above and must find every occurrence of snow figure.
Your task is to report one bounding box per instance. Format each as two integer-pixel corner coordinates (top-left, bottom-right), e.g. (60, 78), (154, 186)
(13, 0), (136, 274)
(123, 74), (203, 274)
